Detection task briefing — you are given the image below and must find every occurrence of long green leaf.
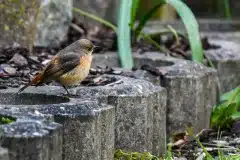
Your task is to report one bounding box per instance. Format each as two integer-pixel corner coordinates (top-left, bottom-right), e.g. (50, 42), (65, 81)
(117, 0), (133, 68)
(167, 0), (203, 63)
(130, 0), (140, 29)
(221, 86), (240, 104)
(134, 1), (166, 37)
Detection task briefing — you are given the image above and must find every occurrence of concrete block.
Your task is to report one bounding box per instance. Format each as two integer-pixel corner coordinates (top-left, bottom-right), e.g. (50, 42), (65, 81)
(0, 147), (9, 160)
(92, 52), (218, 138)
(0, 0), (41, 49)
(134, 52), (218, 137)
(0, 91), (115, 160)
(0, 110), (62, 160)
(64, 75), (166, 155)
(204, 39), (240, 93)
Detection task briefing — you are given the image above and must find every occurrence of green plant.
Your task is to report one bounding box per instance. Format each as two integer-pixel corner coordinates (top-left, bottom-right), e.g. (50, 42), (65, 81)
(114, 149), (165, 160)
(114, 145), (174, 160)
(117, 0), (134, 68)
(223, 0), (231, 19)
(186, 127), (240, 160)
(129, 0), (204, 63)
(73, 0), (203, 68)
(186, 127), (214, 160)
(210, 86), (240, 130)
(0, 116), (16, 125)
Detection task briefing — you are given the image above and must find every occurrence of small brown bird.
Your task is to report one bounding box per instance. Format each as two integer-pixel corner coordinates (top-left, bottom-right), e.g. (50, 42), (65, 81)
(18, 39), (95, 96)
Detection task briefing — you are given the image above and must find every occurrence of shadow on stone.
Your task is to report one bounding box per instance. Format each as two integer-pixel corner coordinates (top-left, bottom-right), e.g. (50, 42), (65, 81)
(0, 93), (70, 105)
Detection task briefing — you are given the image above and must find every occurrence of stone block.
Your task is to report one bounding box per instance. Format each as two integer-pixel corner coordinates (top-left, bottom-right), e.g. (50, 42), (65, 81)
(204, 39), (240, 93)
(137, 19), (240, 93)
(0, 91), (115, 160)
(0, 0), (73, 48)
(34, 0), (73, 47)
(0, 109), (62, 160)
(0, 0), (41, 49)
(9, 74), (167, 155)
(55, 75), (167, 155)
(0, 147), (9, 160)
(36, 101), (114, 160)
(92, 52), (218, 138)
(133, 52), (218, 137)
(140, 19), (240, 92)
(92, 52), (120, 68)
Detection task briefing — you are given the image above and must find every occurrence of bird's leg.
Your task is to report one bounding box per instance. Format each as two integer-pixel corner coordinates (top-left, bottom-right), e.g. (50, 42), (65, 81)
(59, 84), (71, 96)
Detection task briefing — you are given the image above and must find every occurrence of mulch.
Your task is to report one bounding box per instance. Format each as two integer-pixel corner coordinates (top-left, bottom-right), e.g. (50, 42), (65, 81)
(171, 128), (240, 159)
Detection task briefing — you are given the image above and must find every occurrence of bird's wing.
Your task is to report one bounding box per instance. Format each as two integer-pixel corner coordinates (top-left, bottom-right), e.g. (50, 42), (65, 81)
(43, 52), (81, 78)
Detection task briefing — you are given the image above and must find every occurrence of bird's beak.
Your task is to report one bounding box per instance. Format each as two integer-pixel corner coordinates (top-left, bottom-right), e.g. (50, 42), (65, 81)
(93, 45), (100, 50)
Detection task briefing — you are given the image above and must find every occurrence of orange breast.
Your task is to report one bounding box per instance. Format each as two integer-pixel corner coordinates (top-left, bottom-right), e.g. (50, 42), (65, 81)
(57, 55), (92, 86)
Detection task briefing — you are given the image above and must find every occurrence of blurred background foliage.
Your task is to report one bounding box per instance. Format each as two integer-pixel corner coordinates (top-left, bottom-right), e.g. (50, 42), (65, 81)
(135, 0), (239, 21)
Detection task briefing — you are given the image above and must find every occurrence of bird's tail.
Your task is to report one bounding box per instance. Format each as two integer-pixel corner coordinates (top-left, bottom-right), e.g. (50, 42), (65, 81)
(18, 72), (44, 93)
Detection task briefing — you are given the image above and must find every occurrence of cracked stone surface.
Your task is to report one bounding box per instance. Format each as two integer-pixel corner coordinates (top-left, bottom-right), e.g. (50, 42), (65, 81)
(0, 110), (62, 160)
(0, 91), (115, 160)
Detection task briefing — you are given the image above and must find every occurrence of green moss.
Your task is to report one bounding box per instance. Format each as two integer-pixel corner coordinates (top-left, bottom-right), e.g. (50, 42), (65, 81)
(114, 149), (161, 160)
(0, 116), (16, 125)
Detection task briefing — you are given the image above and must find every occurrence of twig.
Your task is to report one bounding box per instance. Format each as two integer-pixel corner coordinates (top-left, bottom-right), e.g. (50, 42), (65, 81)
(105, 79), (122, 86)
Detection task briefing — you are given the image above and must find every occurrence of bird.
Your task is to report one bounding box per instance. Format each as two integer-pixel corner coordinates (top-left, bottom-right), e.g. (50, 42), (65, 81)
(18, 39), (95, 96)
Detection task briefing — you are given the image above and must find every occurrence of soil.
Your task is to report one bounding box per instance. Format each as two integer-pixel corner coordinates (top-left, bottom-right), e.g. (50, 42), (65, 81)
(171, 128), (240, 159)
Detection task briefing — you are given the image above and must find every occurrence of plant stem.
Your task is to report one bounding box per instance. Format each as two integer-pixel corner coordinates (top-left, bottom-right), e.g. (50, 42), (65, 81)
(224, 0), (231, 19)
(117, 0), (134, 68)
(140, 32), (170, 54)
(166, 25), (180, 45)
(72, 7), (117, 32)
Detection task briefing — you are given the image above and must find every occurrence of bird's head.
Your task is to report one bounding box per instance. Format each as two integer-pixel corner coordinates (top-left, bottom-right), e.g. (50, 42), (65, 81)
(78, 39), (95, 55)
